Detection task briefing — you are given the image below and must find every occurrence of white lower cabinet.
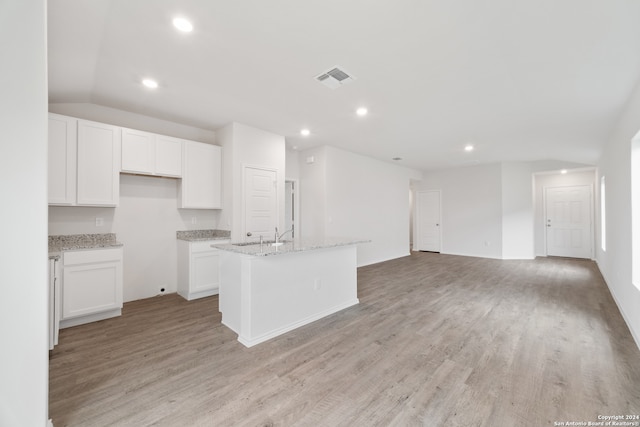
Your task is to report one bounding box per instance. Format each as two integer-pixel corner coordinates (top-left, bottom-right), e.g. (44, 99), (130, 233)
(178, 240), (229, 300)
(61, 247), (123, 328)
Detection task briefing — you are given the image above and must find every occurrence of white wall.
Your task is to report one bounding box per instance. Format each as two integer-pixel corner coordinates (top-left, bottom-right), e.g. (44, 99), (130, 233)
(298, 145), (328, 240)
(501, 162), (535, 259)
(217, 122), (286, 242)
(285, 148), (300, 180)
(0, 1), (49, 425)
(596, 78), (640, 348)
(47, 105), (221, 302)
(299, 145), (421, 266)
(49, 175), (220, 301)
(533, 169), (596, 257)
(415, 161), (595, 260)
(417, 163), (504, 259)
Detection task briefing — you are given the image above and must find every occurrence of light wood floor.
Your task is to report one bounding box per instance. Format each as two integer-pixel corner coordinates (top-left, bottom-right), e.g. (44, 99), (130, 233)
(49, 252), (640, 427)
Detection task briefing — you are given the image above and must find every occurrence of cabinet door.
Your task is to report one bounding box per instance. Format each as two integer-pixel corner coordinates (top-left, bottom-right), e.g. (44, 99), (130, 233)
(180, 141), (221, 209)
(62, 260), (123, 319)
(121, 128), (155, 174)
(155, 135), (182, 177)
(48, 114), (77, 205)
(77, 120), (120, 206)
(191, 251), (220, 294)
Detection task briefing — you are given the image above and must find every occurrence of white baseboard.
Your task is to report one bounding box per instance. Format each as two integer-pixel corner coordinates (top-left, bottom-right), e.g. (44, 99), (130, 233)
(595, 259), (640, 351)
(60, 308), (121, 329)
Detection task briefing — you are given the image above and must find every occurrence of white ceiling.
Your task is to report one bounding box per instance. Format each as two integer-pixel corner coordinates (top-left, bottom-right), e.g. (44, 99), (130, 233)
(48, 0), (640, 171)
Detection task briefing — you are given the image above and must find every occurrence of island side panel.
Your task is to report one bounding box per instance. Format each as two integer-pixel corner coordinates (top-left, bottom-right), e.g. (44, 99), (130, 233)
(219, 251), (242, 333)
(242, 245), (358, 346)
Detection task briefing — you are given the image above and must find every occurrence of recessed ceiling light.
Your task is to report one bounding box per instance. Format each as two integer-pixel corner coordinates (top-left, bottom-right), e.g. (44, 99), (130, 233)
(464, 144), (474, 152)
(356, 107), (368, 116)
(142, 78), (158, 89)
(300, 129), (310, 136)
(561, 169), (568, 174)
(173, 17), (193, 32)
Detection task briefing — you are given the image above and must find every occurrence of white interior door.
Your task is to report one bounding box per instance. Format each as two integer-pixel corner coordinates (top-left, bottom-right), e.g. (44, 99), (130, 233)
(416, 190), (441, 252)
(545, 185), (592, 258)
(244, 166), (277, 242)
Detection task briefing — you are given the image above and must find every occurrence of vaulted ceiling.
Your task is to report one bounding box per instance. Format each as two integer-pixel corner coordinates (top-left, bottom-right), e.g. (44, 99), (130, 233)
(48, 0), (640, 170)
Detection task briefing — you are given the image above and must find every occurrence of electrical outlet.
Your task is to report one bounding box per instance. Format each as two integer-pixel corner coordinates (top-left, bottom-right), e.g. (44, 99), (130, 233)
(95, 217), (104, 227)
(191, 216), (197, 225)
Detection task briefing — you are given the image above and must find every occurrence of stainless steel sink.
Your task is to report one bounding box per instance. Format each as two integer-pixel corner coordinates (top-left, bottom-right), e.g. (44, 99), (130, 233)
(232, 240), (286, 247)
(232, 240), (276, 246)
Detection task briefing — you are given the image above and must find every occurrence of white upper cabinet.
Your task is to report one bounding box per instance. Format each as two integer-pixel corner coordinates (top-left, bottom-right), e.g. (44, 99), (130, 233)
(155, 135), (183, 177)
(121, 128), (155, 175)
(48, 113), (219, 209)
(179, 141), (222, 209)
(76, 119), (121, 206)
(48, 113), (77, 205)
(121, 129), (182, 177)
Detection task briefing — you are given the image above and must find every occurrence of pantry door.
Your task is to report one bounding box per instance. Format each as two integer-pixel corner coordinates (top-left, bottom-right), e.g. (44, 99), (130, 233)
(416, 190), (441, 252)
(244, 166), (278, 242)
(545, 185), (592, 258)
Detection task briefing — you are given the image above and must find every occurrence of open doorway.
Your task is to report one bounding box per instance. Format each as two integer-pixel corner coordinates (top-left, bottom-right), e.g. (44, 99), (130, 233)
(414, 190), (442, 252)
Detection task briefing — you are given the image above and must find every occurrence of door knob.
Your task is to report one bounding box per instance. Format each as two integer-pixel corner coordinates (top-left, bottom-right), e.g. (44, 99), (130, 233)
(247, 232), (252, 236)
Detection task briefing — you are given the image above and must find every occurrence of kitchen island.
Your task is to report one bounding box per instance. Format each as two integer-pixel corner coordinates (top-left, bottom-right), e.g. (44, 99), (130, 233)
(214, 237), (368, 347)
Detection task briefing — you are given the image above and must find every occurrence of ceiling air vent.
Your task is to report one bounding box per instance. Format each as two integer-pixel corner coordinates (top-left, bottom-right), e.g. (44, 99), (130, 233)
(315, 66), (355, 89)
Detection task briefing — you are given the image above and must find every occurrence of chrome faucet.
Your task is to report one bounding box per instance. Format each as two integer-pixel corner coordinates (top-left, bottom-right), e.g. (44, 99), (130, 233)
(275, 225), (294, 244)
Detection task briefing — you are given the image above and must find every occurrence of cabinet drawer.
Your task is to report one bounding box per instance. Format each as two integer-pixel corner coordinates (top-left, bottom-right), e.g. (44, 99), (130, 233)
(64, 247), (123, 265)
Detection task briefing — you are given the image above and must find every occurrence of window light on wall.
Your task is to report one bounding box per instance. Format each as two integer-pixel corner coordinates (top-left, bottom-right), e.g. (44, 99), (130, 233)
(600, 175), (606, 252)
(632, 137), (640, 289)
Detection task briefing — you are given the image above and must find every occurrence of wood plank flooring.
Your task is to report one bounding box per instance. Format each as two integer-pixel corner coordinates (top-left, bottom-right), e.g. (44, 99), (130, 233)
(49, 252), (640, 426)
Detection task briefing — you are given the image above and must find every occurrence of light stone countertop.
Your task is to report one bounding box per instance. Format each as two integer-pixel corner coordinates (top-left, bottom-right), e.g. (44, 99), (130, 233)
(212, 237), (370, 257)
(176, 229), (231, 241)
(48, 233), (123, 257)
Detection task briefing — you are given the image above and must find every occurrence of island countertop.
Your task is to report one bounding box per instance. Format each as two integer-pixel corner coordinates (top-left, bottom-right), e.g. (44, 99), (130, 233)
(212, 237), (369, 257)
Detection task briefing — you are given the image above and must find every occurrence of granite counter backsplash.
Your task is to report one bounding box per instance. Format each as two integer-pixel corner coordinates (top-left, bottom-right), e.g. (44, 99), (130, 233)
(176, 229), (231, 241)
(49, 233), (123, 254)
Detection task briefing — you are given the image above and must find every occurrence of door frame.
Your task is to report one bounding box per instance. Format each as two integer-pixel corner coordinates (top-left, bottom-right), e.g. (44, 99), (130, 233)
(241, 164), (279, 242)
(284, 178), (300, 239)
(414, 189), (442, 252)
(543, 184), (594, 259)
